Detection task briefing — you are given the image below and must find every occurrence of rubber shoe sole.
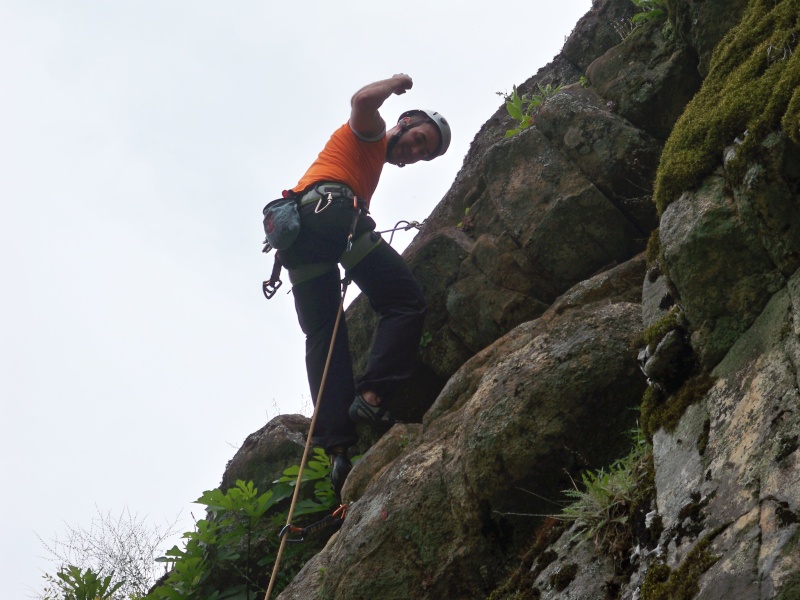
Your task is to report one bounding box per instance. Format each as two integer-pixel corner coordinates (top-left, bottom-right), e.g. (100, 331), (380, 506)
(348, 394), (401, 428)
(330, 453), (352, 500)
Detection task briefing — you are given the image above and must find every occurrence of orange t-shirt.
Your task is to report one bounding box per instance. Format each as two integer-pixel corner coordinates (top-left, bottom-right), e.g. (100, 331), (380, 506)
(292, 123), (388, 207)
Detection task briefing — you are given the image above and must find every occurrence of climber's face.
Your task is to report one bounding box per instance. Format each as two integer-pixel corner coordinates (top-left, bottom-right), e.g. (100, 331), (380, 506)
(387, 120), (441, 166)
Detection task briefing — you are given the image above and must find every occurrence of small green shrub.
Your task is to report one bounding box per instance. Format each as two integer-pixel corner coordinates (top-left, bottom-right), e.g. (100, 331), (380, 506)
(38, 451), (343, 600)
(560, 429), (655, 561)
(612, 0), (667, 43)
(148, 449), (339, 599)
(419, 331), (433, 349)
(498, 83), (563, 137)
(611, 0), (667, 42)
(612, 17), (637, 42)
(456, 206), (474, 232)
(41, 565), (124, 600)
(631, 0), (667, 24)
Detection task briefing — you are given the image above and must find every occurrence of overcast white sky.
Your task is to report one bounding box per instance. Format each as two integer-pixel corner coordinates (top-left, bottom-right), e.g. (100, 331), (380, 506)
(0, 1), (592, 596)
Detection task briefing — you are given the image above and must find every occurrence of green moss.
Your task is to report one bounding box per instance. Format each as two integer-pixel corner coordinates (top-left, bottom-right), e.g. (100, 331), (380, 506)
(696, 418), (711, 455)
(487, 589), (541, 600)
(776, 571), (800, 600)
(533, 550), (558, 579)
(641, 533), (720, 600)
(486, 519), (565, 600)
(677, 491), (708, 523)
(641, 386), (664, 439)
(642, 309), (682, 349)
(645, 228), (662, 274)
(775, 434), (799, 463)
(549, 563), (578, 592)
(654, 0), (800, 215)
(783, 86), (800, 145)
(775, 502), (799, 527)
(641, 373), (714, 437)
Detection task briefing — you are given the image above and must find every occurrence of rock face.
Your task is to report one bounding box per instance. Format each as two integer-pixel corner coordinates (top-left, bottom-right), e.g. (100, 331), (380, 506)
(660, 175), (785, 367)
(221, 415), (309, 492)
(281, 261), (647, 600)
(219, 0), (800, 598)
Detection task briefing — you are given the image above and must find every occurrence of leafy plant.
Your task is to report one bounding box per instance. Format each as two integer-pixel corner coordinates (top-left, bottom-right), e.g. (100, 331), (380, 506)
(631, 0), (666, 23)
(149, 480), (280, 600)
(419, 331), (433, 349)
(38, 451), (344, 600)
(148, 449), (340, 599)
(612, 16), (637, 41)
(41, 565), (124, 600)
(560, 429), (654, 561)
(498, 82), (563, 137)
(36, 507), (179, 600)
(456, 206), (475, 233)
(613, 0), (667, 42)
(275, 447), (340, 517)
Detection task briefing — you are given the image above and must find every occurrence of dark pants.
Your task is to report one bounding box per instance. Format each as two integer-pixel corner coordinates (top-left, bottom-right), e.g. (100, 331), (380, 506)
(282, 201), (426, 452)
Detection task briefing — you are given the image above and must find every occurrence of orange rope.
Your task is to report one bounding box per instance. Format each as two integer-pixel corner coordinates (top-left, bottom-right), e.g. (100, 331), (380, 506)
(265, 282), (349, 599)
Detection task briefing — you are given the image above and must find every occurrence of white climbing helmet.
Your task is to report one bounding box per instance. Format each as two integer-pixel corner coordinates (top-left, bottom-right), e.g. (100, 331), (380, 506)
(397, 109), (451, 159)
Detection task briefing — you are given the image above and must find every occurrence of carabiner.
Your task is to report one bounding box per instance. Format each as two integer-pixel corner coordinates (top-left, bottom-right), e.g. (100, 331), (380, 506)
(346, 196), (361, 251)
(263, 278), (282, 299)
(278, 523), (305, 543)
(315, 192), (333, 214)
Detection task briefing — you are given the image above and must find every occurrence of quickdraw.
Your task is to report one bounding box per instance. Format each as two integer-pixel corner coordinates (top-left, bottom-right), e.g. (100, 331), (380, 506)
(278, 503), (348, 543)
(379, 219), (425, 245)
(262, 255), (283, 299)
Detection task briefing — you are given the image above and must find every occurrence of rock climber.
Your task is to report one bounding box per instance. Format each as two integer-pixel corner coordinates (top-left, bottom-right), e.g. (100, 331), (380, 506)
(274, 73), (451, 498)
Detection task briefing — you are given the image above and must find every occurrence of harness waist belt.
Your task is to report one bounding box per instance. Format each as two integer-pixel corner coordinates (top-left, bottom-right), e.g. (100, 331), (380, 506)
(299, 183), (356, 207)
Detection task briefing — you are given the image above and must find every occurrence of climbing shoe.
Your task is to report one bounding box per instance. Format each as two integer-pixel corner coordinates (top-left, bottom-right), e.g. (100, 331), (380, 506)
(329, 449), (352, 500)
(348, 393), (401, 428)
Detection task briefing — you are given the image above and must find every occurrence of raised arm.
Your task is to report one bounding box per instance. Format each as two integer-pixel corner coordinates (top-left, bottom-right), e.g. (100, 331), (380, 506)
(349, 74), (413, 139)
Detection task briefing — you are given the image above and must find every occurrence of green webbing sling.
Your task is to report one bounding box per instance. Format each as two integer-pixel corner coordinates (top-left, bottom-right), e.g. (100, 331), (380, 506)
(287, 231), (384, 287)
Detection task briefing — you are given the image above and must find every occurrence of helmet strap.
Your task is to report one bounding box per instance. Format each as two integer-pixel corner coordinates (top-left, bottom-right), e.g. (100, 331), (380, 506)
(386, 119), (410, 168)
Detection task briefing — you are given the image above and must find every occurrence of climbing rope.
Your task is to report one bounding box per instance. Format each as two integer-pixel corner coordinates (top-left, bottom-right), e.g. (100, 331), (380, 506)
(264, 278), (350, 600)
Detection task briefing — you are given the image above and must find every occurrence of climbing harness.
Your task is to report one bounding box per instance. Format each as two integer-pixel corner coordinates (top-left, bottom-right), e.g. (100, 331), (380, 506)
(262, 184), (424, 298)
(264, 276), (350, 600)
(278, 503), (348, 543)
(262, 184), (361, 299)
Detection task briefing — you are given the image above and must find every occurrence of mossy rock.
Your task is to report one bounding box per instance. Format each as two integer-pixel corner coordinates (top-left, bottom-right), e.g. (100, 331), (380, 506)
(641, 372), (714, 438)
(776, 571), (800, 600)
(654, 0), (800, 215)
(641, 532), (720, 600)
